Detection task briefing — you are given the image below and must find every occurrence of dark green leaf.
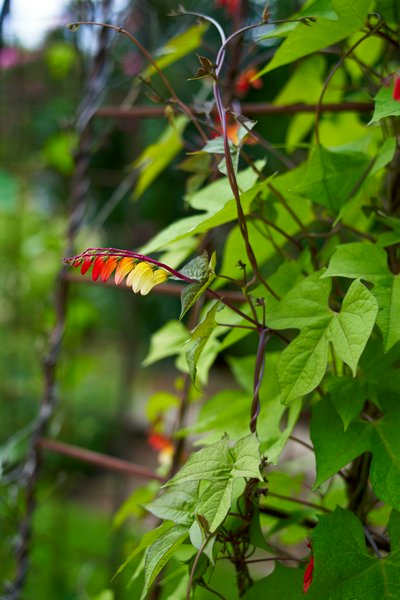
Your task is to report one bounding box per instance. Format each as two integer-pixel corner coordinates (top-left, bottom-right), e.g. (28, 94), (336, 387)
(185, 301), (220, 384)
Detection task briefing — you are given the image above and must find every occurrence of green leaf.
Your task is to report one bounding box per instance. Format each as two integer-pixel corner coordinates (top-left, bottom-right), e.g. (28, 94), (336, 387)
(329, 279), (378, 375)
(305, 507), (400, 599)
(294, 145), (371, 215)
(180, 254), (216, 319)
(311, 396), (369, 487)
(268, 274), (377, 403)
(166, 434), (262, 487)
(145, 482), (199, 526)
(230, 433), (263, 480)
(257, 0), (371, 75)
(142, 321), (189, 366)
(327, 376), (368, 429)
(165, 436), (232, 487)
(196, 479), (233, 532)
(324, 242), (400, 351)
(142, 23), (208, 78)
(311, 395), (400, 508)
(141, 525), (189, 600)
(185, 301), (220, 383)
(243, 562), (304, 599)
(370, 85), (400, 123)
(115, 521), (174, 576)
(140, 165), (263, 254)
(323, 242), (388, 279)
(133, 116), (188, 199)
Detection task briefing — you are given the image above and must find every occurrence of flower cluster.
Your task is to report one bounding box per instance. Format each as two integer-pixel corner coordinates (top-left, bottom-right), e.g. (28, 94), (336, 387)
(64, 248), (170, 295)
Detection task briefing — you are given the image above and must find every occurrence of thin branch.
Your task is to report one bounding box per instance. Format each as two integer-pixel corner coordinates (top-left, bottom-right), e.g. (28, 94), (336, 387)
(266, 491), (331, 513)
(37, 438), (164, 482)
(95, 102), (374, 120)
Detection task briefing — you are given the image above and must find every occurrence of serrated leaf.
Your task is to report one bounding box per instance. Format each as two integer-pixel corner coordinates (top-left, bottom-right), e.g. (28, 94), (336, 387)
(141, 525), (189, 600)
(256, 0), (371, 75)
(294, 145), (371, 215)
(305, 507), (400, 599)
(145, 482), (199, 526)
(230, 433), (262, 480)
(165, 436), (232, 487)
(185, 301), (220, 383)
(197, 479), (233, 532)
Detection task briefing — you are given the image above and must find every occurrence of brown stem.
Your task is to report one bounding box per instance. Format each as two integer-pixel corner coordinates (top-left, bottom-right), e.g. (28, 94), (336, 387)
(95, 102), (374, 120)
(37, 438), (164, 481)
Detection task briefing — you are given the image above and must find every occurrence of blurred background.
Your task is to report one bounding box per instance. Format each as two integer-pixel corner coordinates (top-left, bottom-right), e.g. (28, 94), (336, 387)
(0, 0), (347, 597)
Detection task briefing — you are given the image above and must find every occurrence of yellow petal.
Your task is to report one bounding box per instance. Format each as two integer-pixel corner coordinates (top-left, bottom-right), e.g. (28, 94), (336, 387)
(115, 257), (135, 285)
(129, 262), (153, 293)
(140, 269), (168, 295)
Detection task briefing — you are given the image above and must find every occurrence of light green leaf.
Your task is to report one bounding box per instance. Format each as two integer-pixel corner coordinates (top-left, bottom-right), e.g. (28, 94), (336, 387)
(185, 301), (220, 383)
(142, 321), (189, 366)
(266, 271), (331, 330)
(142, 23), (208, 77)
(115, 521), (174, 576)
(145, 482), (199, 525)
(230, 433), (262, 480)
(278, 323), (331, 403)
(328, 279), (378, 375)
(141, 525), (189, 600)
(323, 242), (388, 279)
(133, 116), (188, 199)
(324, 242), (400, 351)
(257, 0), (371, 75)
(165, 436), (232, 487)
(294, 145), (371, 214)
(370, 85), (400, 124)
(269, 274), (377, 403)
(196, 479), (233, 532)
(140, 165), (263, 254)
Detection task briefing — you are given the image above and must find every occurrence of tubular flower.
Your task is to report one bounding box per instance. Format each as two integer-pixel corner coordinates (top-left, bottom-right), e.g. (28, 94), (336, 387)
(393, 75), (400, 101)
(235, 67), (263, 98)
(63, 248), (178, 296)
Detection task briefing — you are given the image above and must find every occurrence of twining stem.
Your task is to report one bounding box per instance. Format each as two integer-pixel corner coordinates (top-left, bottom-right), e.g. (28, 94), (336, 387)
(250, 330), (269, 433)
(186, 536), (213, 600)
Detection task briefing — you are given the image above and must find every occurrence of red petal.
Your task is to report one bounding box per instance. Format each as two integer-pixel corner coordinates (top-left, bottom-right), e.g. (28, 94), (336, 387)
(393, 77), (400, 101)
(100, 256), (118, 282)
(148, 433), (173, 453)
(92, 255), (106, 281)
(303, 556), (314, 593)
(80, 256), (93, 275)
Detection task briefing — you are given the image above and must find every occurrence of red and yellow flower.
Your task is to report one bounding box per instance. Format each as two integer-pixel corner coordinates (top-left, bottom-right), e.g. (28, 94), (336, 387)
(64, 248), (194, 295)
